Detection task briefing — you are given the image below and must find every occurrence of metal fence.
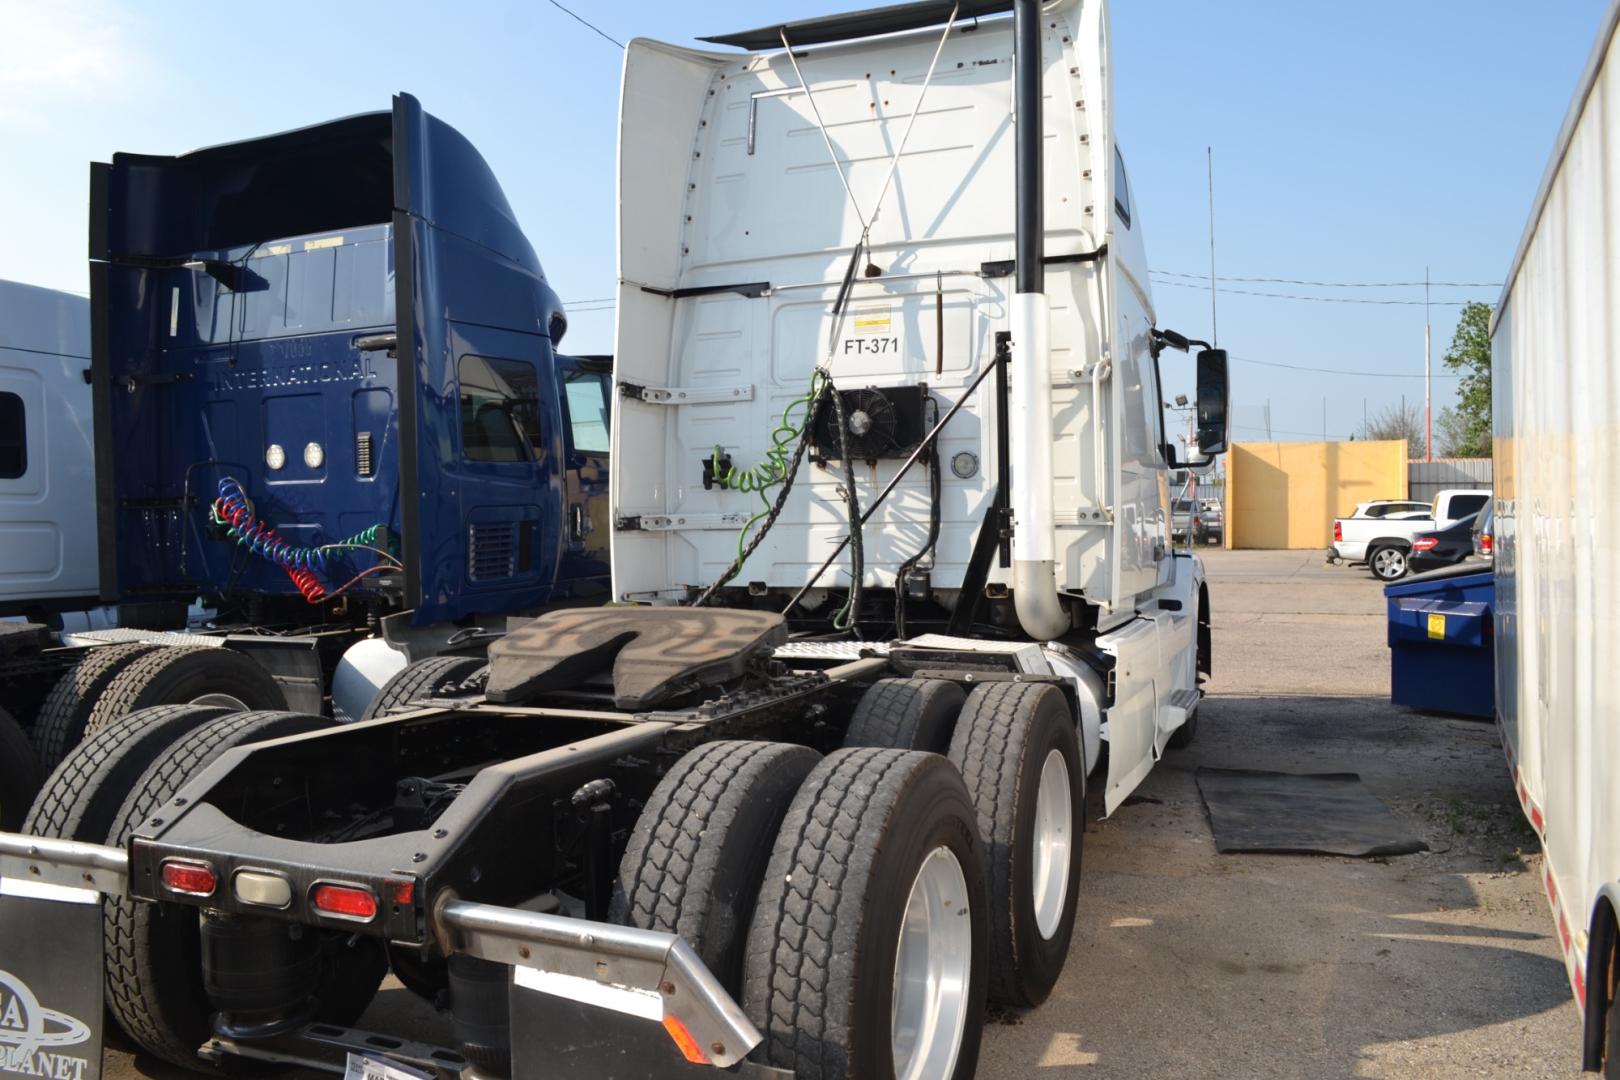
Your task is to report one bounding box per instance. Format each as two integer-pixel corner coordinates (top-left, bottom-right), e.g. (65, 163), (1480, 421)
(1170, 471), (1225, 507)
(1408, 458), (1491, 504)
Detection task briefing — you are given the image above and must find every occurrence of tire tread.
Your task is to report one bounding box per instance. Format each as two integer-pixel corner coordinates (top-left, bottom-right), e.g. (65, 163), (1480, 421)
(0, 706), (40, 831)
(841, 677), (963, 753)
(610, 740), (818, 992)
(743, 747), (945, 1078)
(948, 681), (1081, 1007)
(31, 644), (159, 767)
(85, 646), (284, 738)
(361, 655), (487, 721)
(22, 704), (233, 841)
(103, 710), (328, 1067)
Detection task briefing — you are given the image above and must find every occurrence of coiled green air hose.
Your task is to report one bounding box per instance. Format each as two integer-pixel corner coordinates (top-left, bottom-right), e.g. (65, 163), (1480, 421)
(709, 368), (830, 561)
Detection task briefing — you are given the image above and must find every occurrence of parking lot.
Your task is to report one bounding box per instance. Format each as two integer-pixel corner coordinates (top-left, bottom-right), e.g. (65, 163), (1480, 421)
(978, 549), (1577, 1079)
(102, 548), (1575, 1080)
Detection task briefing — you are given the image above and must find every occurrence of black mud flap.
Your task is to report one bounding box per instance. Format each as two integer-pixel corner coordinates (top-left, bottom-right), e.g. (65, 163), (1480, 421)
(508, 972), (789, 1080)
(0, 882), (107, 1080)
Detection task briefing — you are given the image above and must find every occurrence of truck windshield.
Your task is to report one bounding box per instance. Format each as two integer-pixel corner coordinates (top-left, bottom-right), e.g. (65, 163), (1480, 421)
(564, 370), (610, 454)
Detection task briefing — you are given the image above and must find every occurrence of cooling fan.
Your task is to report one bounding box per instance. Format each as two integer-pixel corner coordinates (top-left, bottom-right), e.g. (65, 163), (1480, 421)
(817, 387), (897, 460)
(813, 385), (929, 461)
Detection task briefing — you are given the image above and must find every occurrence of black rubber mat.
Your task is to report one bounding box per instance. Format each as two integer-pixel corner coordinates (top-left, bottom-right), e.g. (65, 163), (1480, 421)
(1196, 768), (1428, 856)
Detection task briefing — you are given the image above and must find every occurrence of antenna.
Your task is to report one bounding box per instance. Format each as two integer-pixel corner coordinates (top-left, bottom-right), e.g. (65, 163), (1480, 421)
(1423, 266), (1432, 461)
(1207, 147), (1218, 345)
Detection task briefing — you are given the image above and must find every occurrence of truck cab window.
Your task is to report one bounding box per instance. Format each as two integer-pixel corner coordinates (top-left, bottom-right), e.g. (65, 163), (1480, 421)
(459, 355), (541, 463)
(0, 392), (24, 478)
(564, 369), (611, 454)
(1114, 147), (1132, 229)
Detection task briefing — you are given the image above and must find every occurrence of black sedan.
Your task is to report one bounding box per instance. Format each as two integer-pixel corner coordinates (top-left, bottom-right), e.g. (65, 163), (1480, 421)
(1406, 508), (1485, 574)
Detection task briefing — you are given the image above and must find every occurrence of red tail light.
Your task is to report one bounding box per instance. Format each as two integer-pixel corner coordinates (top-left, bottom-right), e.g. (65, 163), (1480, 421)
(1333, 521), (1342, 541)
(312, 883), (379, 921)
(160, 859), (217, 897)
(1412, 537), (1439, 552)
(1481, 534), (1493, 554)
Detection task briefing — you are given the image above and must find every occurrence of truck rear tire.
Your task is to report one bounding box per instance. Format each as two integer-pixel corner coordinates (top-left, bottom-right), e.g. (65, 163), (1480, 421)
(947, 682), (1084, 1008)
(1369, 544), (1409, 582)
(361, 654), (488, 722)
(743, 747), (989, 1080)
(611, 740), (820, 995)
(103, 710), (381, 1068)
(0, 705), (41, 831)
(22, 704), (235, 844)
(842, 678), (965, 754)
(31, 643), (160, 768)
(86, 646), (287, 738)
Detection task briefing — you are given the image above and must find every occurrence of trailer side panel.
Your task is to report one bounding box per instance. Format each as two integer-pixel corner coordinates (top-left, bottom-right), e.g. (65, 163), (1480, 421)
(1492, 1), (1620, 1054)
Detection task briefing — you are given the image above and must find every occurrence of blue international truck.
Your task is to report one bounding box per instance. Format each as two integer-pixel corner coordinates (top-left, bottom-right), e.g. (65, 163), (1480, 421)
(0, 93), (611, 820)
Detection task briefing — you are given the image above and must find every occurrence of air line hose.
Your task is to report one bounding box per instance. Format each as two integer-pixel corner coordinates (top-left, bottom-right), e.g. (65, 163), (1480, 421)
(708, 369), (830, 561)
(210, 477), (398, 603)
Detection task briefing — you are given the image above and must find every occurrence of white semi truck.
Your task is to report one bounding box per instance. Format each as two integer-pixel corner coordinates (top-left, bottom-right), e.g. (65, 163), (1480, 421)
(0, 280), (97, 618)
(0, 281), (96, 826)
(1491, 2), (1620, 1072)
(0, 1), (1228, 1076)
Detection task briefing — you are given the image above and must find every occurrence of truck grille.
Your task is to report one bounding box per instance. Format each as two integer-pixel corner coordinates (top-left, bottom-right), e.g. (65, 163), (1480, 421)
(356, 431), (373, 477)
(468, 523), (517, 582)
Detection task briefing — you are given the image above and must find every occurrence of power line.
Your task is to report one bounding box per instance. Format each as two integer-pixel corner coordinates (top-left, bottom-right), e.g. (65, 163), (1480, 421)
(1151, 278), (1473, 305)
(1230, 354), (1462, 379)
(562, 297), (615, 305)
(546, 0), (624, 49)
(1154, 270), (1501, 289)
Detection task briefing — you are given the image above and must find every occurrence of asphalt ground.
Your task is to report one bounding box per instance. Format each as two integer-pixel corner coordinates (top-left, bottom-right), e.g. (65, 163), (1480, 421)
(978, 548), (1577, 1079)
(98, 548), (1577, 1079)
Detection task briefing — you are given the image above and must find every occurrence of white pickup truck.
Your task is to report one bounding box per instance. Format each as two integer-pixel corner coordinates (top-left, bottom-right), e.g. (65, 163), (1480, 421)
(1329, 489), (1491, 580)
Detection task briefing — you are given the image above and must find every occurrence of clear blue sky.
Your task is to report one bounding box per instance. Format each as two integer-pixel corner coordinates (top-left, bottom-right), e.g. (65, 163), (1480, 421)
(0, 0), (1605, 445)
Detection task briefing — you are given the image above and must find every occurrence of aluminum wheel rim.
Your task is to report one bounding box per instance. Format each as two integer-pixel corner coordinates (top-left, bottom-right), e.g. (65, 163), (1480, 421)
(891, 845), (973, 1080)
(1032, 749), (1072, 940)
(1375, 549), (1405, 578)
(189, 692), (249, 710)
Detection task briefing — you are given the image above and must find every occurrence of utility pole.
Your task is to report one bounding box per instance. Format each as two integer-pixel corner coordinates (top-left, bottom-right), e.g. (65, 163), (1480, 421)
(1265, 400), (1272, 442)
(1424, 266), (1433, 462)
(1207, 147), (1218, 345)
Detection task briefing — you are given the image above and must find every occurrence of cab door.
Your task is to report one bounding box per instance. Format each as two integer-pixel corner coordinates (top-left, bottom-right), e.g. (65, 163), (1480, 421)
(555, 355), (611, 598)
(447, 321), (563, 612)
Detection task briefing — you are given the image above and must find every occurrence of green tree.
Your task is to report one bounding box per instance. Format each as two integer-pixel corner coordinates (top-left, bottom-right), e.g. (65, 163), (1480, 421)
(1438, 301), (1493, 457)
(1434, 405), (1480, 459)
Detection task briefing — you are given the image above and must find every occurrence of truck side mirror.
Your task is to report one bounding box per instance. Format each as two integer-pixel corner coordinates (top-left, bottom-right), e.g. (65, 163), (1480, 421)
(1195, 348), (1229, 455)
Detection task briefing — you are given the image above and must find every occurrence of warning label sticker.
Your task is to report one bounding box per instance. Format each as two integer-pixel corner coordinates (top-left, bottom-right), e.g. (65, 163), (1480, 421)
(841, 303), (900, 357)
(851, 307), (893, 335)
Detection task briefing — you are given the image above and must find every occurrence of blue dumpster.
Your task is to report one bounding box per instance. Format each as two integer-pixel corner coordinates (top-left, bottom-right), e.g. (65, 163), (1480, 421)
(1385, 563), (1495, 718)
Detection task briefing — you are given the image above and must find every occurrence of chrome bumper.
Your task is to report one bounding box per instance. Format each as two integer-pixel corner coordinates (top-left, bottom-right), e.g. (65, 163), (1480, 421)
(0, 831), (761, 1070)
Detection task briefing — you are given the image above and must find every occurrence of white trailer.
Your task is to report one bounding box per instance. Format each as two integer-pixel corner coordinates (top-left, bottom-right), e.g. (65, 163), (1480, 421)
(0, 280), (96, 616)
(614, 0), (1226, 815)
(1491, 1), (1620, 1070)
